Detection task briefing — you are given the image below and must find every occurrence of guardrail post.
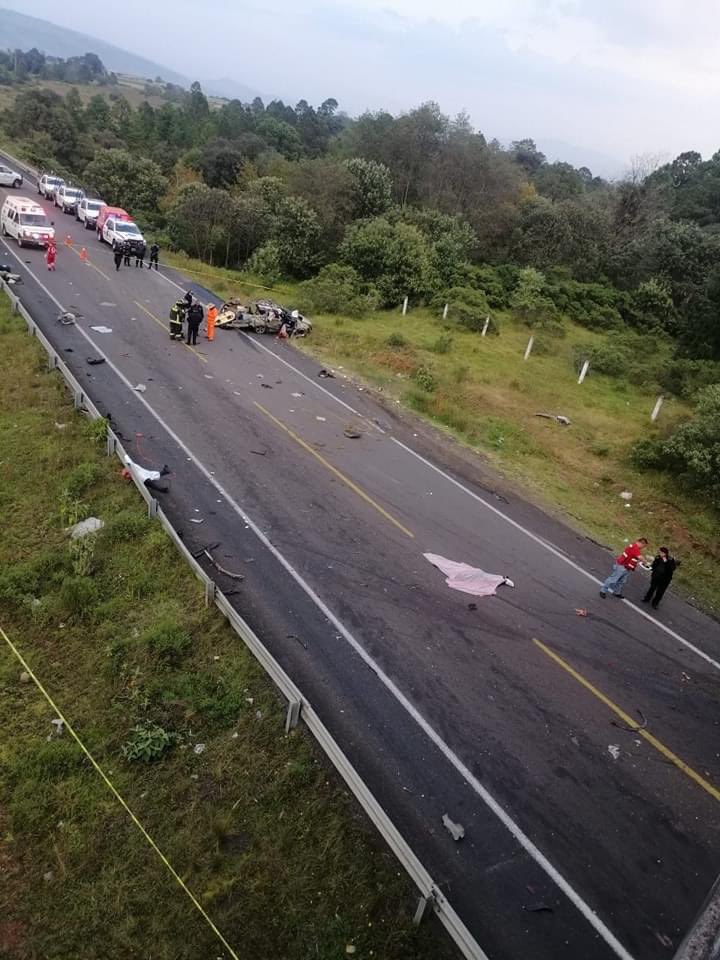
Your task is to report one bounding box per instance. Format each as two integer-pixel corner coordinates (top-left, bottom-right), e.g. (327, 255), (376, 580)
(73, 390), (83, 409)
(204, 579), (216, 607)
(48, 353), (57, 371)
(106, 433), (116, 457)
(147, 498), (159, 519)
(285, 697), (302, 733)
(413, 895), (430, 926)
(11, 295), (19, 314)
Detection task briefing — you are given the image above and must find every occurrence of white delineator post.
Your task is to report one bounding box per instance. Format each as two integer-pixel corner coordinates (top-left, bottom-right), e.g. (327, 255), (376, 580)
(578, 360), (590, 384)
(523, 335), (534, 360)
(442, 303), (449, 320)
(402, 296), (408, 316)
(481, 316), (490, 337)
(651, 396), (664, 422)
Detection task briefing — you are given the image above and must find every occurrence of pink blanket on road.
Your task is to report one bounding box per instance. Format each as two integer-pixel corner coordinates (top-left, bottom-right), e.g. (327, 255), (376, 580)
(424, 553), (514, 597)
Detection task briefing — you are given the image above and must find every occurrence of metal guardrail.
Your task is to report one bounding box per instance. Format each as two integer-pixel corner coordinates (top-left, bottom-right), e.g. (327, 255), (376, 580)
(0, 277), (486, 960)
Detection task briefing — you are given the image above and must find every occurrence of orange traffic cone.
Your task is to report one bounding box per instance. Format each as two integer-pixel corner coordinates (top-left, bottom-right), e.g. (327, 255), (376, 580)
(79, 247), (88, 263)
(64, 233), (73, 247)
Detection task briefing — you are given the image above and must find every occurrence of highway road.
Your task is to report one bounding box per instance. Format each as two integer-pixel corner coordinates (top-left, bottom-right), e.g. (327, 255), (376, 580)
(2, 167), (719, 960)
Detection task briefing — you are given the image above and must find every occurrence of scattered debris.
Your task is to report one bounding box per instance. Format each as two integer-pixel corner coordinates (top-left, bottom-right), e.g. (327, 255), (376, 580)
(619, 491), (633, 501)
(54, 422), (68, 430)
(67, 517), (104, 539)
(255, 710), (262, 720)
(260, 383), (273, 389)
(654, 932), (674, 949)
(19, 671), (30, 684)
(291, 392), (303, 398)
(681, 671), (691, 683)
(535, 413), (571, 426)
(58, 311), (76, 325)
(134, 383), (146, 393)
(250, 449), (267, 456)
(442, 813), (465, 841)
(86, 356), (105, 366)
(90, 325), (112, 333)
(43, 871), (54, 883)
(193, 743), (206, 755)
(202, 548), (244, 581)
(50, 718), (64, 737)
(523, 902), (554, 914)
(316, 416), (326, 422)
(204, 374), (214, 379)
(608, 744), (620, 760)
(467, 602), (477, 611)
(64, 347), (74, 352)
(189, 518), (204, 524)
(425, 553), (515, 597)
(575, 608), (588, 617)
(318, 368), (335, 378)
(344, 426), (362, 439)
(99, 301), (117, 307)
(346, 947), (357, 956)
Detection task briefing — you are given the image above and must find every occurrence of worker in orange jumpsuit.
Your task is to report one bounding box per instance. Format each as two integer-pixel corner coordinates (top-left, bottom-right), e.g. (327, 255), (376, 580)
(205, 303), (217, 342)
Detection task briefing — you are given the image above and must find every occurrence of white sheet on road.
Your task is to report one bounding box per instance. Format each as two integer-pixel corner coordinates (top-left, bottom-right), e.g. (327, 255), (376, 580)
(424, 553), (514, 597)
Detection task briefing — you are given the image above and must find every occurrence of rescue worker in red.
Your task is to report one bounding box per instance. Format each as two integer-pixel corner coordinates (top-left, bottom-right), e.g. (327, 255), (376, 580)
(45, 238), (57, 271)
(599, 537), (648, 599)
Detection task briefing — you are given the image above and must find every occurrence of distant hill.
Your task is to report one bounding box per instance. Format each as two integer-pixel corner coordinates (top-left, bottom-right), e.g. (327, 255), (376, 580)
(0, 7), (261, 101)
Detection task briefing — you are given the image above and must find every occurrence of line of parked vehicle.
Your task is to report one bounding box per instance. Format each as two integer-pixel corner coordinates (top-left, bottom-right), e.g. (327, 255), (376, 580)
(0, 167), (146, 254)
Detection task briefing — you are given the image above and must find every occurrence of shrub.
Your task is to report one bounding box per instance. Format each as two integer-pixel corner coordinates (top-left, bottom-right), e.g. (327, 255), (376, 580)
(298, 264), (379, 317)
(429, 332), (453, 354)
(413, 365), (437, 392)
(244, 241), (282, 285)
(144, 622), (192, 666)
(658, 359), (720, 399)
(64, 462), (103, 498)
(121, 722), (175, 763)
(385, 332), (408, 348)
(574, 342), (631, 377)
(441, 286), (492, 332)
(59, 576), (98, 618)
(82, 417), (109, 444)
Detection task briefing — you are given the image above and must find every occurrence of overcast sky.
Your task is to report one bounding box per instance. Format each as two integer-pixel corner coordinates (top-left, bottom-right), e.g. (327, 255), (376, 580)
(7, 0), (720, 176)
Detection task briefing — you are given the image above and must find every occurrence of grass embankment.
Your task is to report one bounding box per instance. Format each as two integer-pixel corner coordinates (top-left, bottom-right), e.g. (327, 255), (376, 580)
(161, 251), (720, 616)
(0, 299), (455, 960)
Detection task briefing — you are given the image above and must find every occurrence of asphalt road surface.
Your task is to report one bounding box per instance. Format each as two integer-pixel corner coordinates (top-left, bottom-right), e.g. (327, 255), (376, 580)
(2, 170), (719, 960)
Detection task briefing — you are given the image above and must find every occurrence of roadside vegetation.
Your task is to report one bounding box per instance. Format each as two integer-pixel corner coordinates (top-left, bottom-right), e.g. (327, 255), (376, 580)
(0, 298), (455, 960)
(1, 48), (719, 612)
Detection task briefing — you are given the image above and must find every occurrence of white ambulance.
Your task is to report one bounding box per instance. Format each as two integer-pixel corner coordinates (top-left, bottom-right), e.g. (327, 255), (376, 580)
(0, 195), (55, 248)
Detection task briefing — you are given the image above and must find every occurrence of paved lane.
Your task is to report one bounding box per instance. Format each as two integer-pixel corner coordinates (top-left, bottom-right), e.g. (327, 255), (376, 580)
(3, 170), (719, 960)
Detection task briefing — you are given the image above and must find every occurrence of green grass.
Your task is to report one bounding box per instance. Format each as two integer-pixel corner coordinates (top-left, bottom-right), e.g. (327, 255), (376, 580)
(158, 253), (720, 616)
(0, 297), (456, 960)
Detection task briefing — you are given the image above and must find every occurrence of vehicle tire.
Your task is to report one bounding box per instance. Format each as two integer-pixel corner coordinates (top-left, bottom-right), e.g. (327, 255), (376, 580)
(17, 237), (23, 248)
(12, 178), (21, 188)
(254, 323), (266, 335)
(1, 222), (6, 236)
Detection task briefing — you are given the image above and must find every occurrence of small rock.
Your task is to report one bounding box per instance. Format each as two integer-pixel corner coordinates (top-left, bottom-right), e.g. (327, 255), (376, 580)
(19, 671), (30, 684)
(608, 744), (620, 760)
(255, 710), (263, 720)
(442, 813), (465, 841)
(346, 947), (357, 955)
(193, 743), (206, 755)
(43, 871), (54, 883)
(619, 490), (633, 501)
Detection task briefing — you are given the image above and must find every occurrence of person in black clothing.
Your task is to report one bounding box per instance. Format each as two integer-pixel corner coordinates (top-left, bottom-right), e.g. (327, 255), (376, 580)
(148, 243), (159, 270)
(186, 301), (203, 345)
(643, 547), (676, 609)
(184, 290), (193, 309)
(123, 240), (132, 266)
(113, 246), (123, 271)
(135, 242), (146, 268)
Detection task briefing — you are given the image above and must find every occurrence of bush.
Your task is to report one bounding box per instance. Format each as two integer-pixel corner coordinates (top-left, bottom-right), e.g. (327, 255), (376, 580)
(59, 576), (98, 618)
(630, 438), (665, 470)
(144, 622), (192, 666)
(245, 241), (282, 285)
(658, 359), (720, 399)
(298, 264), (379, 317)
(385, 332), (408, 348)
(574, 341), (631, 377)
(441, 286), (491, 332)
(413, 365), (437, 392)
(64, 462), (103, 498)
(429, 332), (453, 354)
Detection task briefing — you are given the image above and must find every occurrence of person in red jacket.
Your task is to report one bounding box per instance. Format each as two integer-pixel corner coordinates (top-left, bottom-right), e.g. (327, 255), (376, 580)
(599, 537), (648, 599)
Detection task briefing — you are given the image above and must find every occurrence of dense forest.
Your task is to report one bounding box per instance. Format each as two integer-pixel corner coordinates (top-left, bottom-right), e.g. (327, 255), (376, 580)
(1, 50), (719, 505)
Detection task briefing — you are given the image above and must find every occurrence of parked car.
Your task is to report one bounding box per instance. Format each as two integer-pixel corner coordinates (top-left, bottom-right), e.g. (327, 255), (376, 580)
(38, 174), (65, 201)
(0, 163), (23, 188)
(0, 195), (54, 247)
(76, 197), (106, 229)
(55, 184), (84, 213)
(101, 215), (145, 253)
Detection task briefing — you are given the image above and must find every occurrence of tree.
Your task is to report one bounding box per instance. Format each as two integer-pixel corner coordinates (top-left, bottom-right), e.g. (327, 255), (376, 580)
(343, 157), (393, 218)
(340, 218), (432, 305)
(271, 196), (322, 276)
(510, 267), (563, 332)
(83, 148), (168, 212)
(166, 182), (229, 262)
(199, 138), (246, 189)
(510, 138), (546, 174)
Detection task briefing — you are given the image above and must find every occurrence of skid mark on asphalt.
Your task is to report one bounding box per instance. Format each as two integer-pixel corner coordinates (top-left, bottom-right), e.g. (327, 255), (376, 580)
(254, 401), (415, 540)
(533, 638), (720, 804)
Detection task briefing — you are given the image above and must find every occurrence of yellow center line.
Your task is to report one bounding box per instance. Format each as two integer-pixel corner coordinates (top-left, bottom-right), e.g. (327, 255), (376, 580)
(254, 400), (415, 539)
(533, 638), (720, 804)
(134, 301), (208, 364)
(0, 624), (240, 960)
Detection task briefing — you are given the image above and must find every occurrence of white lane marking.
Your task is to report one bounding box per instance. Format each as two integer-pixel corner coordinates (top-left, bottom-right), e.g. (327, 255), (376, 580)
(391, 438), (720, 673)
(3, 237), (636, 960)
(155, 269), (384, 431)
(154, 252), (720, 672)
